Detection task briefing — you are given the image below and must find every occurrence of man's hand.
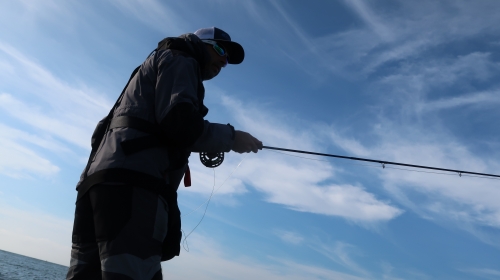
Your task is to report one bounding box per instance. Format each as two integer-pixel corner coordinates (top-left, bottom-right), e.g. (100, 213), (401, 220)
(231, 130), (263, 153)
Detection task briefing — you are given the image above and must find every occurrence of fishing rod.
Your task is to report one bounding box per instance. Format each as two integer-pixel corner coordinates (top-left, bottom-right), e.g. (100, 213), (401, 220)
(199, 146), (500, 179)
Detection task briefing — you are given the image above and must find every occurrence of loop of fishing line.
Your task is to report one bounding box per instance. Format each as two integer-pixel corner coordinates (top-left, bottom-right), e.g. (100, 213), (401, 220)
(181, 156), (245, 218)
(181, 168), (215, 252)
(181, 156), (246, 252)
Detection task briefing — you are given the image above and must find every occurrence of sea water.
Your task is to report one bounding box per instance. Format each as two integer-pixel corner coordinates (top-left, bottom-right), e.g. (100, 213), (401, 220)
(0, 249), (67, 280)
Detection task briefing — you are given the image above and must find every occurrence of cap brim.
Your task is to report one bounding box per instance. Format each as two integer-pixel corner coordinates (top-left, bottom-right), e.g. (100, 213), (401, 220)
(216, 40), (244, 64)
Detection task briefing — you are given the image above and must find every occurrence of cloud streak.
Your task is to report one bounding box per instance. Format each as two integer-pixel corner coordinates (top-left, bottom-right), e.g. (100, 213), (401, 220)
(274, 230), (304, 245)
(336, 120), (500, 240)
(422, 89), (500, 112)
(0, 94), (91, 149)
(341, 0), (394, 42)
(244, 0), (500, 81)
(0, 42), (111, 152)
(460, 267), (500, 280)
(0, 128), (60, 178)
(216, 93), (402, 223)
(294, 0), (500, 242)
(108, 0), (186, 35)
(312, 240), (370, 277)
(163, 233), (366, 280)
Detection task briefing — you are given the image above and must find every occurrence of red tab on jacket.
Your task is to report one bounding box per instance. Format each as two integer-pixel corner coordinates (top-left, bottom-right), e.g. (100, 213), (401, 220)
(184, 165), (191, 187)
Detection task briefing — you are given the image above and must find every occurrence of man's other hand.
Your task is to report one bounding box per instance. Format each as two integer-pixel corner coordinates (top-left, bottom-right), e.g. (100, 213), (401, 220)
(231, 131), (263, 153)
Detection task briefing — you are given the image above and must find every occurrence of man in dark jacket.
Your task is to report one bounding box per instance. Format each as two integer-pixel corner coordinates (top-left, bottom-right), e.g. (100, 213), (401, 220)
(66, 27), (262, 280)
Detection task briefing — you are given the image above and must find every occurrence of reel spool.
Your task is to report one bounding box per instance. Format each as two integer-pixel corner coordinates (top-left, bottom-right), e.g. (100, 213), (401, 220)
(199, 152), (224, 168)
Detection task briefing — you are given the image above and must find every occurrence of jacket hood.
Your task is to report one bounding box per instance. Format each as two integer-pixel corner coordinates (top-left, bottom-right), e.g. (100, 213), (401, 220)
(157, 34), (211, 80)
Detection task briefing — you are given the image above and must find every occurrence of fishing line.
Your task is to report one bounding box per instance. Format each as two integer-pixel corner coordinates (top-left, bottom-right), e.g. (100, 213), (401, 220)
(181, 156), (246, 252)
(263, 146), (500, 179)
(269, 149), (464, 177)
(272, 149), (500, 180)
(461, 174), (500, 180)
(181, 168), (215, 252)
(181, 157), (245, 218)
(253, 148), (485, 178)
(267, 149), (380, 168)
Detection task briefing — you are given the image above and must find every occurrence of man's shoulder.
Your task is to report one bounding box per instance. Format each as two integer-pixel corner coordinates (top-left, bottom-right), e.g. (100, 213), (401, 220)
(156, 49), (200, 72)
(156, 49), (198, 62)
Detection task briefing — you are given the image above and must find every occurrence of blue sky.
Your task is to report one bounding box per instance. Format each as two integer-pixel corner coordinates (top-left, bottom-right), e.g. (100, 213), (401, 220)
(1, 0), (500, 279)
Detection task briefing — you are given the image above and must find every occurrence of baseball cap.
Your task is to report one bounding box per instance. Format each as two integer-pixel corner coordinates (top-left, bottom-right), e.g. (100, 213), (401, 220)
(194, 27), (244, 64)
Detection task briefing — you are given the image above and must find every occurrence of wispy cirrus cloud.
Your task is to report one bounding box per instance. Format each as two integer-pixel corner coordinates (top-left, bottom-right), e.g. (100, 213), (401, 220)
(0, 123), (64, 178)
(274, 229), (304, 245)
(242, 0), (500, 242)
(311, 240), (370, 277)
(341, 0), (394, 42)
(0, 43), (110, 150)
(208, 65), (500, 241)
(359, 43), (500, 238)
(460, 267), (500, 280)
(163, 233), (366, 280)
(379, 52), (500, 91)
(0, 94), (90, 149)
(3, 0), (77, 28)
(214, 93), (403, 223)
(421, 89), (500, 112)
(335, 1), (500, 75)
(0, 131), (60, 178)
(0, 43), (110, 114)
(329, 120), (500, 242)
(378, 52), (500, 117)
(0, 42), (111, 178)
(244, 0), (500, 80)
(268, 0), (319, 56)
(108, 0), (186, 35)
(0, 123), (72, 154)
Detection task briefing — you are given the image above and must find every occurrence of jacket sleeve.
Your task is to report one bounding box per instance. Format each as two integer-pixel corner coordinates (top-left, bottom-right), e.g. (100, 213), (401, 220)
(188, 121), (235, 153)
(154, 51), (234, 152)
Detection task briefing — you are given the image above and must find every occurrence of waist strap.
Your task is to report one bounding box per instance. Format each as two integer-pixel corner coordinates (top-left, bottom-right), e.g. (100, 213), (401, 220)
(76, 168), (167, 202)
(109, 116), (162, 135)
(109, 116), (164, 155)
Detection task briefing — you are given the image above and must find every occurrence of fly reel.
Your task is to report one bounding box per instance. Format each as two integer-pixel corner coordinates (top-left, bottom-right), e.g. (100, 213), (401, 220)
(199, 152), (224, 168)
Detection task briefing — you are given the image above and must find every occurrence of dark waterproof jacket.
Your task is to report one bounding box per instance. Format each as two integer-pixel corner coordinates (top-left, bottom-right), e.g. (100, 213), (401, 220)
(76, 34), (234, 190)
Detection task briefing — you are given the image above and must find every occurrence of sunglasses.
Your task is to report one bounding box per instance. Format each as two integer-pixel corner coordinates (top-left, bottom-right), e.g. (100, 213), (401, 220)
(203, 40), (228, 66)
